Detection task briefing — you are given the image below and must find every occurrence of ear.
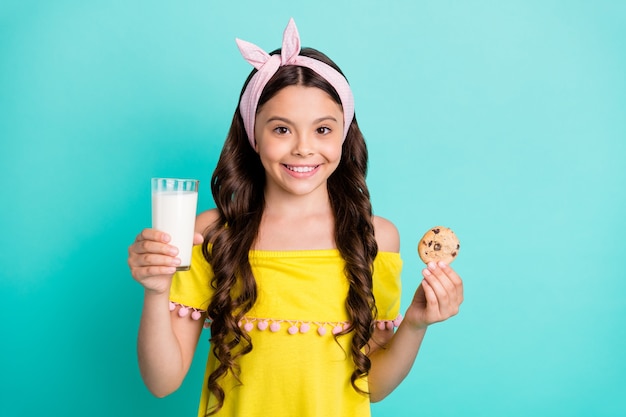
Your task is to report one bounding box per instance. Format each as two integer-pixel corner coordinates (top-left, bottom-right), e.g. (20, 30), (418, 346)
(252, 133), (259, 153)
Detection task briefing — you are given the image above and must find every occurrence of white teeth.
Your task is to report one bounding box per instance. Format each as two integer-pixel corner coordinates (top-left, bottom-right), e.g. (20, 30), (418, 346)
(287, 165), (316, 173)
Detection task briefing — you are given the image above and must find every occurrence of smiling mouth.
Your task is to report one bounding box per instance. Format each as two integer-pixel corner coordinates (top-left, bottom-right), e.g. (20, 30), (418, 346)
(284, 165), (319, 173)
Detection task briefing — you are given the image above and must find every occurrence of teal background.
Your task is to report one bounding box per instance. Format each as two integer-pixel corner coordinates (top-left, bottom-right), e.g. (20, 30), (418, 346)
(1, 1), (625, 416)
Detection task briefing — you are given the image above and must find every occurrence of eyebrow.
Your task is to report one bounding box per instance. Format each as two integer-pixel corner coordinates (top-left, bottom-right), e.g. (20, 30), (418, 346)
(265, 116), (339, 125)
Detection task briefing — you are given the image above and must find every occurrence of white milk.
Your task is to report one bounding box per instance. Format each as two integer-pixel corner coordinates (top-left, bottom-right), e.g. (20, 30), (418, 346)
(152, 190), (198, 269)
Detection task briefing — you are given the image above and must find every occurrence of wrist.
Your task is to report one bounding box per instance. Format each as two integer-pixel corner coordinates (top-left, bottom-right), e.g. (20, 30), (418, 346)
(143, 287), (170, 299)
(402, 307), (431, 332)
(402, 320), (429, 333)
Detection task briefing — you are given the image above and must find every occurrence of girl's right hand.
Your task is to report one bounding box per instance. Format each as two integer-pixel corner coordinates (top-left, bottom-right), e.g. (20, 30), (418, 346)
(127, 228), (182, 294)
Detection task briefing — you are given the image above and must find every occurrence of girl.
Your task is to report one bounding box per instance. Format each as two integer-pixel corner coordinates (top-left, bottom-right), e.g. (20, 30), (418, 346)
(128, 19), (463, 417)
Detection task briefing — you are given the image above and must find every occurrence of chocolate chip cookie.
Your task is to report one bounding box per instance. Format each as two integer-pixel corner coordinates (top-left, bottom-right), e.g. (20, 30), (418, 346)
(418, 226), (460, 264)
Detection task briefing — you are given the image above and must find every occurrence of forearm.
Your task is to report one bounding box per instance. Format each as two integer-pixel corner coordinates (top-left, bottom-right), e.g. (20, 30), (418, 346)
(137, 290), (186, 397)
(368, 322), (427, 402)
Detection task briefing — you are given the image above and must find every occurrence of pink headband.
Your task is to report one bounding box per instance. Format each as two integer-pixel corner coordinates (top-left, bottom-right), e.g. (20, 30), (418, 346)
(236, 18), (355, 147)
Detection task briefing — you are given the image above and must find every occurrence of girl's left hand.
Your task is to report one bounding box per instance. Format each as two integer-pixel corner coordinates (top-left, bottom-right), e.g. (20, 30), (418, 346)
(405, 261), (464, 330)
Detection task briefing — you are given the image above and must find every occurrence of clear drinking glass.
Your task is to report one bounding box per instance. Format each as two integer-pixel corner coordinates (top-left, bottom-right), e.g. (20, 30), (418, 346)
(151, 178), (199, 271)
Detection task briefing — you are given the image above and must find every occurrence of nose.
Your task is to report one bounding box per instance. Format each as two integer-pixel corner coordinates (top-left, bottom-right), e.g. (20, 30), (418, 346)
(292, 133), (314, 157)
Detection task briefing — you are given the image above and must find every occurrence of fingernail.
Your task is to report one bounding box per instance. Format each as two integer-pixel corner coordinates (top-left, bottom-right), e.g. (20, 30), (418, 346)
(162, 233), (171, 243)
(172, 258), (181, 266)
(428, 262), (437, 271)
(438, 261), (448, 268)
(168, 247), (178, 256)
(423, 268), (432, 276)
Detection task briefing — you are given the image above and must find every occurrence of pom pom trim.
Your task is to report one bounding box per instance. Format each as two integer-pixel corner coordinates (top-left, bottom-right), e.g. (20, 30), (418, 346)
(169, 301), (403, 335)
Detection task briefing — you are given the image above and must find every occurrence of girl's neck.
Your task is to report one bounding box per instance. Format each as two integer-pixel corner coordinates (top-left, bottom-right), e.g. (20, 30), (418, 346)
(255, 187), (335, 251)
(262, 183), (331, 218)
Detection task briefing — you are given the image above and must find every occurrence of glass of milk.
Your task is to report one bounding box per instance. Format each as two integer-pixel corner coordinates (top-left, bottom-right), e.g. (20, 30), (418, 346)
(151, 178), (199, 271)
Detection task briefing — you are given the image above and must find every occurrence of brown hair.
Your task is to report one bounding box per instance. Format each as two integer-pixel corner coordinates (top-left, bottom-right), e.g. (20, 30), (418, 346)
(202, 47), (378, 415)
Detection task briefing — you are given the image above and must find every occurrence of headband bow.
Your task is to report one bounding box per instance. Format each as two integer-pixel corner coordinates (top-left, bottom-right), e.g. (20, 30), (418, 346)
(236, 18), (355, 147)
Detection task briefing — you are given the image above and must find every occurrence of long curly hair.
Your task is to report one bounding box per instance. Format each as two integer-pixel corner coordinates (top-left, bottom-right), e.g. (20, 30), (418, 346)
(201, 47), (378, 415)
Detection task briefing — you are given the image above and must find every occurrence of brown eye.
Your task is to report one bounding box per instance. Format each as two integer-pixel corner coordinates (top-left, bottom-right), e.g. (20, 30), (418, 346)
(317, 126), (331, 135)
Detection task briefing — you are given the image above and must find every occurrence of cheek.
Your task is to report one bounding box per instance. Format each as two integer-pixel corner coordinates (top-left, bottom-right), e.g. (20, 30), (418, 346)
(323, 143), (343, 163)
(257, 145), (285, 167)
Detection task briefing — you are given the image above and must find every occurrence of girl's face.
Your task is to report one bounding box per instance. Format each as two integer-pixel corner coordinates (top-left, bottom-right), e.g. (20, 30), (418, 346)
(254, 85), (344, 200)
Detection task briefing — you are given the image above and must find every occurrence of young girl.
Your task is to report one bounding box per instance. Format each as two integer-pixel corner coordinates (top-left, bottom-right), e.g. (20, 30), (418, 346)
(128, 19), (463, 417)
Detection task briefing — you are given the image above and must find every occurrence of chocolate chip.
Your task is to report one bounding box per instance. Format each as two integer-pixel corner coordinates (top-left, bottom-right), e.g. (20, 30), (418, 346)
(457, 244), (460, 249)
(434, 243), (441, 251)
(452, 251), (457, 257)
(428, 241), (433, 247)
(433, 228), (440, 234)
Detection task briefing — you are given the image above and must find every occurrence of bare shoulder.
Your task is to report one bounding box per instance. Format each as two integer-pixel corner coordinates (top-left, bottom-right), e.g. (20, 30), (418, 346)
(195, 208), (220, 233)
(373, 215), (400, 253)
